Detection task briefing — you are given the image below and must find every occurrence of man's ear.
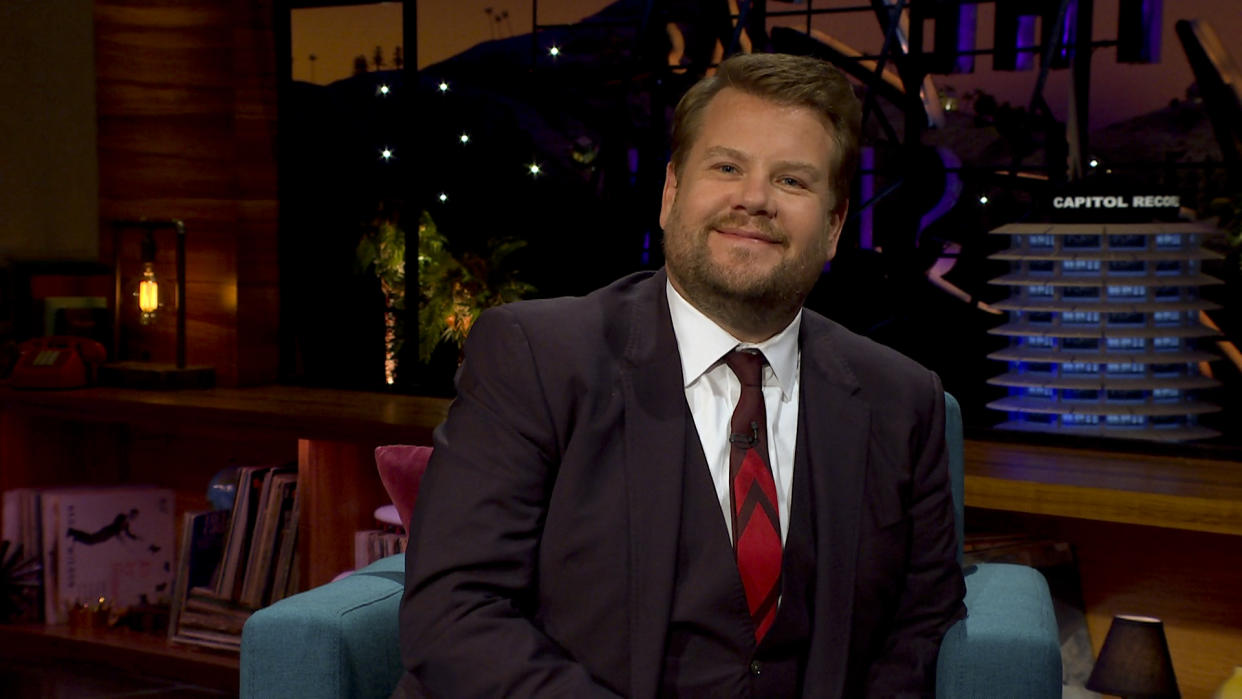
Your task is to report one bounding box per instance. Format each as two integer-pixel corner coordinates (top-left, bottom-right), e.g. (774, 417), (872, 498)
(823, 200), (848, 263)
(659, 162), (678, 230)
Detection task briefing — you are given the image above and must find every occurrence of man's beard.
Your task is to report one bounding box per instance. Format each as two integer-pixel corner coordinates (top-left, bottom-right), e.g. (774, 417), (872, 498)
(663, 200), (828, 337)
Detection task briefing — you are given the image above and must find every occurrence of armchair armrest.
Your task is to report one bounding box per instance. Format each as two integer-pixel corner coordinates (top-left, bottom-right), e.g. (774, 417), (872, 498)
(937, 562), (1062, 699)
(241, 554), (406, 699)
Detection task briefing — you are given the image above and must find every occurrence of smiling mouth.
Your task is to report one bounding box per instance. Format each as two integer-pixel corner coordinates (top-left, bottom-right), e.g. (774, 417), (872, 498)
(714, 227), (780, 245)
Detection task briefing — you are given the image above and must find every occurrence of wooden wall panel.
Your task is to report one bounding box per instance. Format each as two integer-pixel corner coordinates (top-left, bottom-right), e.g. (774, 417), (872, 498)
(96, 0), (279, 386)
(232, 0), (280, 386)
(297, 439), (392, 588)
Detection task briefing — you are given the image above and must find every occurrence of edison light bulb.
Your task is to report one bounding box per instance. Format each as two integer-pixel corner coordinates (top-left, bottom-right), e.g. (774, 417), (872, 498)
(138, 261), (159, 321)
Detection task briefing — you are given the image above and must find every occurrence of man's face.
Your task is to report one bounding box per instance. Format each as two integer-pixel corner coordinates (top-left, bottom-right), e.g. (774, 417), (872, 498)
(660, 88), (845, 327)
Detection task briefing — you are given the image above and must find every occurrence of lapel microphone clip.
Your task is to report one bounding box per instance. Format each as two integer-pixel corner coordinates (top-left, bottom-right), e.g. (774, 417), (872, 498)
(730, 420), (760, 448)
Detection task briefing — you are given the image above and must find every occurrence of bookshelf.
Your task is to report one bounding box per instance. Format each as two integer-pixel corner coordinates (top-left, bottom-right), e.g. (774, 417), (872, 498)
(4, 385), (1238, 695)
(0, 384), (451, 689)
(0, 623), (241, 692)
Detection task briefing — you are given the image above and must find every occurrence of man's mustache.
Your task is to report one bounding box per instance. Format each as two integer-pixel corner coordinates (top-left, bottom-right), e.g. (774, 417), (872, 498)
(703, 213), (787, 245)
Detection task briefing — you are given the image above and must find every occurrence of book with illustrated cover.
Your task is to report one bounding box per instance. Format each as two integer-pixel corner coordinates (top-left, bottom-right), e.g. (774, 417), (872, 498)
(212, 465), (273, 601)
(39, 486), (174, 625)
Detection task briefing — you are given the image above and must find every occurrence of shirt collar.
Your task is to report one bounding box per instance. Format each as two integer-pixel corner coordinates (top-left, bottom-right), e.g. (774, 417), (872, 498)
(666, 278), (801, 400)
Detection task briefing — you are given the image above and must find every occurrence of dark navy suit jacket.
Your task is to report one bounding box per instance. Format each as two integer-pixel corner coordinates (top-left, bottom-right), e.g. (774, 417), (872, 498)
(397, 270), (965, 698)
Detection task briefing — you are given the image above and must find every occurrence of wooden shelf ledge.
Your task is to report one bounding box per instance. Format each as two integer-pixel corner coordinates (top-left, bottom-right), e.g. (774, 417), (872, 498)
(963, 438), (1242, 536)
(0, 385), (453, 445)
(0, 624), (238, 692)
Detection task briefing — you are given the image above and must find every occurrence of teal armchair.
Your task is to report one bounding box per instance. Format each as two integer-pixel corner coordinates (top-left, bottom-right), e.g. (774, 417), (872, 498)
(241, 394), (1061, 698)
(934, 393), (1062, 698)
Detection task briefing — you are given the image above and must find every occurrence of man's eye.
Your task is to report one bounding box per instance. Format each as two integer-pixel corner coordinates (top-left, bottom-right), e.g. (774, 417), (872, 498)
(778, 176), (805, 188)
(715, 164), (738, 174)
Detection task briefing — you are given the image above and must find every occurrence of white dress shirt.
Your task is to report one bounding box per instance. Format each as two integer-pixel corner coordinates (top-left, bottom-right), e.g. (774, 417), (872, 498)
(666, 280), (801, 544)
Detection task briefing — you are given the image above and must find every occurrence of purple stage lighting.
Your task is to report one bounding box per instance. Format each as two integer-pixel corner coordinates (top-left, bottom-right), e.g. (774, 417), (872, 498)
(1118, 0), (1162, 64)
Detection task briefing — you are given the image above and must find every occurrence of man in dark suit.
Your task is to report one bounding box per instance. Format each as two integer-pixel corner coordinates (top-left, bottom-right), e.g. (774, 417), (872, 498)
(397, 53), (966, 698)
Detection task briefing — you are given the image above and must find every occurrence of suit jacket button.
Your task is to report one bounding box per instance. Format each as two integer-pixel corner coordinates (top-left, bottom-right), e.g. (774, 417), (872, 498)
(749, 661), (761, 676)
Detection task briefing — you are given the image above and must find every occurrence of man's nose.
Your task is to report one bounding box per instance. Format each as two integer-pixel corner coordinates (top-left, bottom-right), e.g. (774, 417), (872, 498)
(732, 173), (774, 217)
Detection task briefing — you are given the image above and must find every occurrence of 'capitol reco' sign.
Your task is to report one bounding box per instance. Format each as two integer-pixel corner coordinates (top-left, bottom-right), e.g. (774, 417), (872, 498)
(1046, 190), (1183, 222)
(1052, 194), (1181, 210)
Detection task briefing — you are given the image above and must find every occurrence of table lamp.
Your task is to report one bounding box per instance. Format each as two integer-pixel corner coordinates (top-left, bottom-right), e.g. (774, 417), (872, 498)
(1086, 614), (1180, 698)
(100, 218), (215, 389)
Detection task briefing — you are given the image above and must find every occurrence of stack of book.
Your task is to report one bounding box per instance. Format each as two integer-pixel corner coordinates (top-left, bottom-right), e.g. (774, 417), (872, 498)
(169, 464), (300, 652)
(352, 503), (407, 569)
(353, 528), (406, 569)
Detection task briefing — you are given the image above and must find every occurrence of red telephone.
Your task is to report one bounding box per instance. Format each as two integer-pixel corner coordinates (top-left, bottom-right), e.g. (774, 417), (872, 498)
(10, 336), (107, 390)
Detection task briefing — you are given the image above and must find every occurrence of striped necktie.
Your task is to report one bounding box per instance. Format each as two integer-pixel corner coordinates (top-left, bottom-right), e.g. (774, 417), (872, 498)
(724, 349), (782, 642)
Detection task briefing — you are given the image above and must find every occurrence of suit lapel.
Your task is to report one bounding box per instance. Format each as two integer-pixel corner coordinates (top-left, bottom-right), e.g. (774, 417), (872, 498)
(796, 318), (871, 697)
(619, 271), (686, 699)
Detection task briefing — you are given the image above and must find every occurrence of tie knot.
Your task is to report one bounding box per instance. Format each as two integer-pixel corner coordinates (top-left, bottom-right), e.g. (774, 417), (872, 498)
(724, 349), (765, 387)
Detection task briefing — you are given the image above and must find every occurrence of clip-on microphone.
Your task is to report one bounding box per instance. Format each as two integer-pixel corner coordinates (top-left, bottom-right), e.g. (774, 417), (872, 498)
(729, 420), (760, 448)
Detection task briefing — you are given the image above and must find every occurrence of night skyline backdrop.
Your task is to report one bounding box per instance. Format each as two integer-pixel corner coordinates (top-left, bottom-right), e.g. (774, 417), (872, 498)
(290, 0), (1242, 131)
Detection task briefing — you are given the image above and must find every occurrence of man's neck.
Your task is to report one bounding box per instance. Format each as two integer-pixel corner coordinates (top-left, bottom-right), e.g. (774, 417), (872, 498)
(666, 272), (799, 343)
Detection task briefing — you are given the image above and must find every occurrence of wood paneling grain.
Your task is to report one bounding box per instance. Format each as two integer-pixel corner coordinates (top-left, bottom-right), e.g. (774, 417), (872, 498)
(964, 439), (1242, 536)
(298, 439), (393, 588)
(96, 0), (279, 386)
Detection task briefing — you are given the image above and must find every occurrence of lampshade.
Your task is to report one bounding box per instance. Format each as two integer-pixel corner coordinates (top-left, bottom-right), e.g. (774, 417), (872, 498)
(1086, 615), (1180, 698)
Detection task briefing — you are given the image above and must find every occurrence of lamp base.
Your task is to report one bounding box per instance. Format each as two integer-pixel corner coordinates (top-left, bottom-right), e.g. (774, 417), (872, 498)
(98, 361), (216, 390)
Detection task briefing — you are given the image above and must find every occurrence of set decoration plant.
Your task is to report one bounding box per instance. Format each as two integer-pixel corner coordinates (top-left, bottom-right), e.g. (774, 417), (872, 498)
(414, 212), (534, 364)
(357, 211), (534, 382)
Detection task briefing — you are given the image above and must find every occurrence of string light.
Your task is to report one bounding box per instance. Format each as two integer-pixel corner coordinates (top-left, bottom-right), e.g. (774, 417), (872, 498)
(438, 193), (448, 203)
(380, 147), (393, 161)
(378, 84), (390, 96)
(1089, 158), (1100, 168)
(438, 81), (449, 93)
(528, 162), (542, 177)
(979, 195), (990, 205)
(549, 46), (561, 57)
(459, 133), (470, 144)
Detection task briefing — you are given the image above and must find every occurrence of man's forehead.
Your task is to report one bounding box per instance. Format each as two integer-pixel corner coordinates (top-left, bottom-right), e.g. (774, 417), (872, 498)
(691, 96), (834, 163)
(706, 87), (834, 125)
